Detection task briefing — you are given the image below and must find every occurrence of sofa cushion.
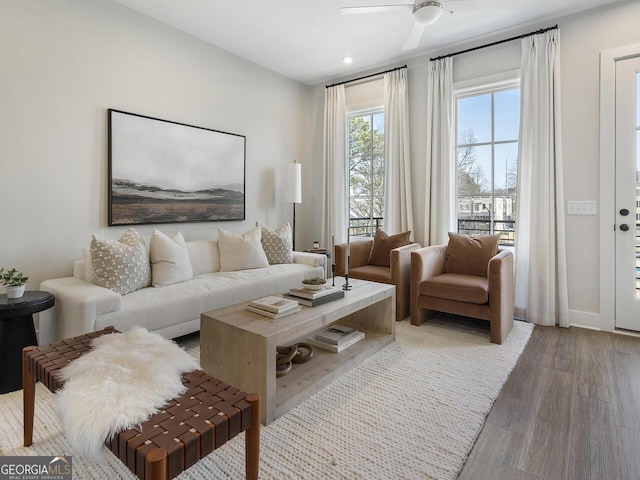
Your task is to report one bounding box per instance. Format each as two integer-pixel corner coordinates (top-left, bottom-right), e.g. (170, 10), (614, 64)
(368, 229), (411, 267)
(90, 228), (151, 295)
(94, 263), (324, 334)
(257, 222), (294, 264)
(218, 227), (269, 272)
(149, 230), (193, 287)
(445, 232), (500, 278)
(186, 240), (220, 276)
(421, 273), (489, 304)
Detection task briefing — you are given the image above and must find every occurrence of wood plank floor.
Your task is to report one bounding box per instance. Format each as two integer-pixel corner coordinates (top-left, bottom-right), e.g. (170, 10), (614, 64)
(459, 323), (640, 480)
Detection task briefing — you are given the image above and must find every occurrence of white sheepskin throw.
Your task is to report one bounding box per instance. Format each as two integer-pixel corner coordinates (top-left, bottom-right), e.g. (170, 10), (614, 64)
(54, 327), (200, 460)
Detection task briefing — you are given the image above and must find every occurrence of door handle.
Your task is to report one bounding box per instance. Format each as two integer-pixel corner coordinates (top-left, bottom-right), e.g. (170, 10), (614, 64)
(620, 208), (630, 216)
(620, 224), (630, 231)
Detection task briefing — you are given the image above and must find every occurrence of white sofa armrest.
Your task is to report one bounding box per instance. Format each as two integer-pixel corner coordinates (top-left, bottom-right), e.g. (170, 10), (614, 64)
(39, 277), (122, 344)
(293, 251), (327, 268)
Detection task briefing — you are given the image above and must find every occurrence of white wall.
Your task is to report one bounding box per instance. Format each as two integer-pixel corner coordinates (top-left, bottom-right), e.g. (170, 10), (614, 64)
(305, 0), (640, 330)
(0, 0), (310, 289)
(4, 0), (638, 330)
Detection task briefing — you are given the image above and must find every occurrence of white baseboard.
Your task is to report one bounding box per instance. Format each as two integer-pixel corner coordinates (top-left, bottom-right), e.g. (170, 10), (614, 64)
(568, 310), (640, 337)
(569, 310), (601, 330)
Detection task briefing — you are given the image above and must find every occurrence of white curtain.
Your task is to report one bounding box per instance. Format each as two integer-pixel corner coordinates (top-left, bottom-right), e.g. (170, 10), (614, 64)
(515, 29), (569, 327)
(321, 85), (347, 249)
(383, 69), (414, 236)
(424, 57), (455, 246)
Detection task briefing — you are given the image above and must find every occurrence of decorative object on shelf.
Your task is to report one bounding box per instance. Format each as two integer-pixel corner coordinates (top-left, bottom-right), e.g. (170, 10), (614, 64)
(314, 325), (355, 344)
(331, 234), (336, 287)
(246, 295), (300, 318)
(276, 343), (314, 377)
(301, 277), (327, 291)
(313, 241), (320, 249)
(306, 325), (365, 353)
(343, 228), (352, 291)
(0, 267), (29, 299)
(283, 286), (344, 307)
(286, 160), (302, 250)
(108, 109), (246, 226)
(249, 296), (298, 313)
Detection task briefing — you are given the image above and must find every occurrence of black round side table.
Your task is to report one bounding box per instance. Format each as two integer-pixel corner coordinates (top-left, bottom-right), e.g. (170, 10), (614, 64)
(0, 291), (55, 394)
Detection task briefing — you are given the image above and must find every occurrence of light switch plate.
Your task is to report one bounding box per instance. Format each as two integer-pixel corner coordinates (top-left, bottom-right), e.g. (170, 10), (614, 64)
(567, 201), (597, 215)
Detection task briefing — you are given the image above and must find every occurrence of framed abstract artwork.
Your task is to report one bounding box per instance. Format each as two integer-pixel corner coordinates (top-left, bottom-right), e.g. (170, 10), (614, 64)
(108, 109), (246, 226)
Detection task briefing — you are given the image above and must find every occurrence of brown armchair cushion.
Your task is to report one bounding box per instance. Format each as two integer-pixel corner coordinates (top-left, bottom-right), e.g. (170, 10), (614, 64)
(444, 232), (500, 278)
(421, 273), (489, 304)
(349, 265), (393, 284)
(368, 229), (411, 267)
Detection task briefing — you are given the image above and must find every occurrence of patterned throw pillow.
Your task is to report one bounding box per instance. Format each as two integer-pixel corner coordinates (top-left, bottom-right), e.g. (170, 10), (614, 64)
(257, 222), (294, 264)
(90, 228), (151, 295)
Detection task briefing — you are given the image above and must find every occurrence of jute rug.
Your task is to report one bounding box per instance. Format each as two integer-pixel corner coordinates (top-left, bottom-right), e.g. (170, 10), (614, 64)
(0, 318), (532, 479)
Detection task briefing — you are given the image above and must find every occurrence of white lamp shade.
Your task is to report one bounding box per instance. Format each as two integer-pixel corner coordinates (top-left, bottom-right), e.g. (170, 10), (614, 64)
(286, 162), (302, 204)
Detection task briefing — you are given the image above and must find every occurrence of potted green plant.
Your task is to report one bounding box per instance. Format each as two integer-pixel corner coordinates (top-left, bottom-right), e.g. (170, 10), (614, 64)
(0, 267), (29, 299)
(301, 277), (327, 291)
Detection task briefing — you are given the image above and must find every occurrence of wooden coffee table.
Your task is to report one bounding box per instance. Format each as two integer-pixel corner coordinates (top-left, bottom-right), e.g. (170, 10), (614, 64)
(200, 278), (395, 424)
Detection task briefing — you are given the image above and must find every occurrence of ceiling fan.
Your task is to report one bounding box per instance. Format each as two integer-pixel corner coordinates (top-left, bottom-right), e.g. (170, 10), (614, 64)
(341, 1), (470, 51)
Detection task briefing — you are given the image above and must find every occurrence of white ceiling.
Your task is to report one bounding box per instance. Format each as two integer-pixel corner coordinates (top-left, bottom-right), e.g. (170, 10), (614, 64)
(110, 0), (620, 85)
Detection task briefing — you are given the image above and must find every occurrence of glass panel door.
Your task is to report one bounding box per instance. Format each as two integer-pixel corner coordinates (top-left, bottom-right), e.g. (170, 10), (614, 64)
(615, 57), (640, 330)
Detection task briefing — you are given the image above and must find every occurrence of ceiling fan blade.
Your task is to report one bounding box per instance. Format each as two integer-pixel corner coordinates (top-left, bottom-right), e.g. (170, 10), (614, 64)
(340, 4), (412, 15)
(402, 22), (426, 51)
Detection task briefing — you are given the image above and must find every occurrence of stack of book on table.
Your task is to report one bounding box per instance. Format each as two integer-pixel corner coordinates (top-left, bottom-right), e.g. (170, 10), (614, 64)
(246, 296), (301, 318)
(306, 325), (365, 353)
(282, 286), (345, 307)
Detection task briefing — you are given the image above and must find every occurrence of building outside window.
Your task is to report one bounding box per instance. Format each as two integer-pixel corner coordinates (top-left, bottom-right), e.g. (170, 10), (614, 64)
(455, 82), (520, 246)
(347, 110), (384, 237)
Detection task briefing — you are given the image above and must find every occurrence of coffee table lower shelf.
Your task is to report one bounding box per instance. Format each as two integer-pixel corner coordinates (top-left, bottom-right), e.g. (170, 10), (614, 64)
(200, 279), (395, 425)
(276, 329), (392, 418)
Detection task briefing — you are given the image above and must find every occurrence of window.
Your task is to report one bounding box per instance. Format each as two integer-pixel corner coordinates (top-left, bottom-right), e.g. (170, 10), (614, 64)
(348, 110), (384, 237)
(455, 81), (520, 246)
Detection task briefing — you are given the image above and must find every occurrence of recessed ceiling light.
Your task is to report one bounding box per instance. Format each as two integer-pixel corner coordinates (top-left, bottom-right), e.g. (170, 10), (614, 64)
(342, 56), (353, 64)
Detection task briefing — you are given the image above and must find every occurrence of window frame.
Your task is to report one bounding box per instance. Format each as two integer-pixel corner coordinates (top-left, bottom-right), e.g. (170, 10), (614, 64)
(454, 70), (520, 246)
(346, 107), (385, 238)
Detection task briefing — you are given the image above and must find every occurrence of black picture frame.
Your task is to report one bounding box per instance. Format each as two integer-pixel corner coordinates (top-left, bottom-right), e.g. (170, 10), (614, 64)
(108, 109), (246, 226)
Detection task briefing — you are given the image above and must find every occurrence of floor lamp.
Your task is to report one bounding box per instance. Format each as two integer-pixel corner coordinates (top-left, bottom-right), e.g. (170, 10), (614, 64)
(286, 161), (302, 251)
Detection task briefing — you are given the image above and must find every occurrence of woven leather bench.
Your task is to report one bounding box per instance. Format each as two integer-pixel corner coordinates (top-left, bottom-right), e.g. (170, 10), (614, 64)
(22, 326), (260, 480)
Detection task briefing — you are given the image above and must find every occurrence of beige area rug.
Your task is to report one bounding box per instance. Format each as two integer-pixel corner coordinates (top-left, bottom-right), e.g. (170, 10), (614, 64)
(0, 318), (532, 480)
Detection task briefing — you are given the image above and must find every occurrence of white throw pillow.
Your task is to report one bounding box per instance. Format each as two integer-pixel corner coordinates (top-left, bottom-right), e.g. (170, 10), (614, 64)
(149, 230), (193, 287)
(257, 221), (294, 264)
(218, 227), (269, 272)
(90, 228), (150, 295)
(185, 240), (220, 276)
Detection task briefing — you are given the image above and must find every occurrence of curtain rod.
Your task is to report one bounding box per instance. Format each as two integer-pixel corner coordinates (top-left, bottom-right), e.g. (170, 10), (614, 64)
(325, 64), (407, 89)
(430, 24), (558, 62)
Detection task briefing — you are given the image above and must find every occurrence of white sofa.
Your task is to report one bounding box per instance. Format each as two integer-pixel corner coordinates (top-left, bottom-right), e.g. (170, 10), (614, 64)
(38, 239), (326, 345)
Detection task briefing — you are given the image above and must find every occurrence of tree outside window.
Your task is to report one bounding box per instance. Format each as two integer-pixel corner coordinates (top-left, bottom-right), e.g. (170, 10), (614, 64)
(348, 111), (384, 237)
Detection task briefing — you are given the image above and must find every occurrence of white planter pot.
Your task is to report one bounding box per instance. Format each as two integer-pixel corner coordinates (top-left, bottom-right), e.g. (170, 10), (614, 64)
(6, 285), (25, 299)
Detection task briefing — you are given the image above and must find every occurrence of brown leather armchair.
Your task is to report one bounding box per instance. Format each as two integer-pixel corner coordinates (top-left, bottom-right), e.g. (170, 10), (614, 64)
(410, 242), (514, 344)
(335, 239), (421, 321)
